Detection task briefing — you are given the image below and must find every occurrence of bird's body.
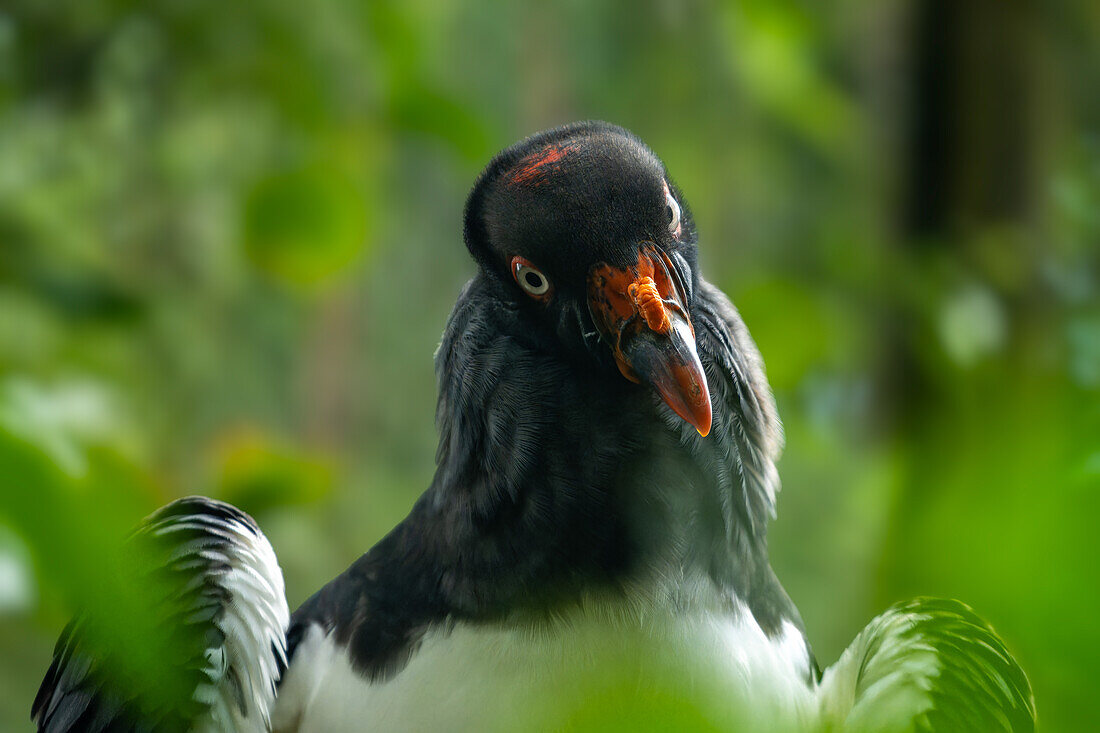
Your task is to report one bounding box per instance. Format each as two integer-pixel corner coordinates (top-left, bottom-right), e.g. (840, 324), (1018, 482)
(273, 256), (811, 729)
(276, 592), (814, 732)
(33, 122), (1035, 733)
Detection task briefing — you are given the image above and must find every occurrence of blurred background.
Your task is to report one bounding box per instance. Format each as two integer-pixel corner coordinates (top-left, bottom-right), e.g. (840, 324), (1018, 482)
(0, 0), (1097, 730)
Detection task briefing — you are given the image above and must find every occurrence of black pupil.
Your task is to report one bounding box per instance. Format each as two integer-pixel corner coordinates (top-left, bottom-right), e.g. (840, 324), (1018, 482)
(666, 205), (674, 223)
(524, 271), (543, 289)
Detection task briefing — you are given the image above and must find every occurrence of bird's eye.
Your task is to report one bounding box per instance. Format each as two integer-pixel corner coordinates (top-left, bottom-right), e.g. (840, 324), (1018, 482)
(511, 256), (552, 299)
(664, 184), (682, 238)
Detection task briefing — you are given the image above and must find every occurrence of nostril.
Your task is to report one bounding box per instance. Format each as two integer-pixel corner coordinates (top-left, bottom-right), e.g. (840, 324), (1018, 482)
(628, 277), (671, 335)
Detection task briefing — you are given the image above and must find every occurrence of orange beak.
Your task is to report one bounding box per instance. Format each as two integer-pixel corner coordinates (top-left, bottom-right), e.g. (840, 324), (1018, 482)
(587, 246), (712, 437)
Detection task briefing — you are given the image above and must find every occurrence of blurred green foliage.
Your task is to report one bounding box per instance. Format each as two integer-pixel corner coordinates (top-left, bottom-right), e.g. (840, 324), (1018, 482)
(1, 0), (1097, 730)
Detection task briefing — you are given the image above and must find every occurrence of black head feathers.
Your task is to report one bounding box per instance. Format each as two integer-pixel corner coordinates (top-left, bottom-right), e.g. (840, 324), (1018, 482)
(463, 121), (697, 302)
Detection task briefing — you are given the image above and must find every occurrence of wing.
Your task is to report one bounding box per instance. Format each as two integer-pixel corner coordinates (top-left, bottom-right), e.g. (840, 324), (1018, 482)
(32, 497), (289, 733)
(817, 597), (1036, 732)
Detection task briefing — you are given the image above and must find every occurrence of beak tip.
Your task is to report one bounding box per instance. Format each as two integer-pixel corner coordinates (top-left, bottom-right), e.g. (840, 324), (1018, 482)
(691, 401), (712, 438)
(669, 393), (712, 438)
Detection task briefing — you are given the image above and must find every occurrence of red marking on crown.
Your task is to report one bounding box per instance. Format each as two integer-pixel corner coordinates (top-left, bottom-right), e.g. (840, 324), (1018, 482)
(508, 144), (575, 186)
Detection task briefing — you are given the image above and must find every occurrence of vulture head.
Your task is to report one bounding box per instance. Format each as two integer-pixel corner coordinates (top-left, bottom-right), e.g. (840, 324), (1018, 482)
(463, 121), (712, 436)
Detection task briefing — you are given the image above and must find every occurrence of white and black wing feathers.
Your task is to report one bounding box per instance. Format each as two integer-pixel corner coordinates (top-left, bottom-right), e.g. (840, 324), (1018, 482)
(817, 597), (1036, 732)
(32, 497), (289, 733)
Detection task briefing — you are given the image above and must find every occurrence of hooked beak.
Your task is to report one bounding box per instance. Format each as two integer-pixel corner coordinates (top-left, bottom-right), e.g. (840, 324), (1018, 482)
(587, 246), (712, 437)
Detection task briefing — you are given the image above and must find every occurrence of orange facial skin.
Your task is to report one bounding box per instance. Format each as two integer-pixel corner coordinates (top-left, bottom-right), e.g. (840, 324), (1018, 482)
(628, 278), (671, 335)
(587, 247), (691, 382)
(587, 246), (712, 436)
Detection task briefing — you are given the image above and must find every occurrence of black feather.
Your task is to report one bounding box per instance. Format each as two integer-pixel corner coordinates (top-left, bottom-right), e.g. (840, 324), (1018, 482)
(287, 272), (804, 680)
(31, 498), (266, 732)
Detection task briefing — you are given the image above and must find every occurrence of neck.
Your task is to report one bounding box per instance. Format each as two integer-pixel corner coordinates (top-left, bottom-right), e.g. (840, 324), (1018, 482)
(302, 274), (801, 682)
(412, 275), (781, 619)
